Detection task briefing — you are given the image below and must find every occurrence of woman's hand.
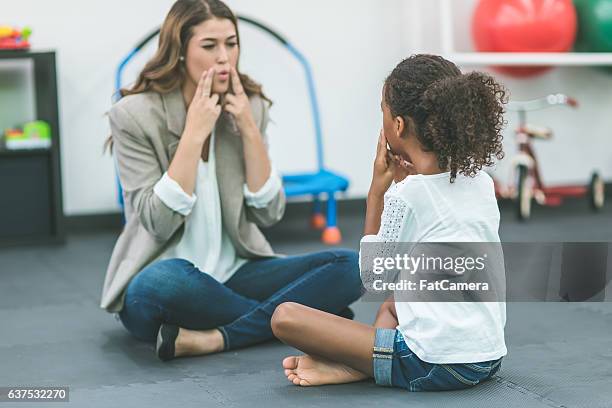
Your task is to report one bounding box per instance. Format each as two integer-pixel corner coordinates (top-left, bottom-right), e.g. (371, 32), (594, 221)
(224, 67), (257, 133)
(184, 68), (222, 144)
(168, 69), (221, 195)
(223, 66), (271, 193)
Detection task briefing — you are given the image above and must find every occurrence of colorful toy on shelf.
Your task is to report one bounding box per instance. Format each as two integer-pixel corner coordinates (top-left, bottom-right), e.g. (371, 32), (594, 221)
(3, 120), (51, 150)
(472, 0), (577, 77)
(0, 26), (32, 50)
(574, 0), (612, 73)
(4, 129), (23, 138)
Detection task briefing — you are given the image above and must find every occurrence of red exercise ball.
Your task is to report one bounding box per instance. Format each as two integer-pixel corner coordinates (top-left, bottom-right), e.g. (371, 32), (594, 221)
(472, 0), (577, 77)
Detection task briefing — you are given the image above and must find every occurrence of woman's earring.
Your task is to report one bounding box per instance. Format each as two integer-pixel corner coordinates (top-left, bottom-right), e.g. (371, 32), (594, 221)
(179, 56), (185, 62)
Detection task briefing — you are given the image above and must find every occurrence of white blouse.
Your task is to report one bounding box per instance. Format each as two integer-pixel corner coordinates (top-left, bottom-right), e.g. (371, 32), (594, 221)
(360, 172), (507, 364)
(151, 130), (282, 283)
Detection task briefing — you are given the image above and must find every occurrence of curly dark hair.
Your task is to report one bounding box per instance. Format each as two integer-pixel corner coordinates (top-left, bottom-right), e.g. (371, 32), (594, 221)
(384, 54), (508, 182)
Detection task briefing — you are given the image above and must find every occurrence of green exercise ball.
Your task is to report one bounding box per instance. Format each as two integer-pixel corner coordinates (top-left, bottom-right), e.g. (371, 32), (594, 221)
(574, 0), (612, 52)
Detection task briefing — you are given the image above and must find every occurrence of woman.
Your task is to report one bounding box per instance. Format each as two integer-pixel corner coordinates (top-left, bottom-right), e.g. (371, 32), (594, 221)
(100, 0), (363, 361)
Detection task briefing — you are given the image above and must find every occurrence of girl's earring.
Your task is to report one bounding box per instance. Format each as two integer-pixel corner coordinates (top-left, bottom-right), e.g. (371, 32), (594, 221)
(179, 56), (185, 62)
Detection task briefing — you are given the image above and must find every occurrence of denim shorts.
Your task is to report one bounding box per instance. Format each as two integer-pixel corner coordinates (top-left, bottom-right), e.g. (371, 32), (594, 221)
(373, 328), (502, 392)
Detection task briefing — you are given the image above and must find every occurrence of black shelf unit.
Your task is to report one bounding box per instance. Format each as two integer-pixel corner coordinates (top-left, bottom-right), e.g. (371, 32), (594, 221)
(0, 50), (65, 246)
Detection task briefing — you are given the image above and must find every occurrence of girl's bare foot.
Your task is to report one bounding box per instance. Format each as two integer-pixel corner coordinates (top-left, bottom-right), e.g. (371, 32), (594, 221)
(282, 355), (369, 386)
(174, 327), (224, 357)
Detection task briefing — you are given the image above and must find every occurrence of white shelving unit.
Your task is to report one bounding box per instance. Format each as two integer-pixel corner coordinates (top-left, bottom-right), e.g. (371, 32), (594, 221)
(437, 0), (612, 67)
(444, 52), (612, 67)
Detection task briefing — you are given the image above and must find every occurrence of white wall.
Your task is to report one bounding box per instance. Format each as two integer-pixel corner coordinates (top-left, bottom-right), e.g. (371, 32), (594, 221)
(2, 0), (611, 216)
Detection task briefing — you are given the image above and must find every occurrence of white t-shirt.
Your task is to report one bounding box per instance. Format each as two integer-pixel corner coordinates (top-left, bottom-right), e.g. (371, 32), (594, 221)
(151, 130), (282, 283)
(361, 171), (507, 364)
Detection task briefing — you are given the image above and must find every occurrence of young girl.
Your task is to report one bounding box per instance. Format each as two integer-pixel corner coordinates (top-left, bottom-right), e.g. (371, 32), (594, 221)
(270, 54), (508, 392)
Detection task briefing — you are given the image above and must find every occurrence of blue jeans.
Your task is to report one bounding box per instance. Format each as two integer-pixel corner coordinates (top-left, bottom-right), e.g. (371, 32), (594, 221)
(373, 329), (503, 392)
(118, 249), (363, 350)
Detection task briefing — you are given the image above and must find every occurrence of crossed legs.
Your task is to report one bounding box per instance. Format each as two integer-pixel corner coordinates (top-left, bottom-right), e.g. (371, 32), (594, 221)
(272, 296), (398, 386)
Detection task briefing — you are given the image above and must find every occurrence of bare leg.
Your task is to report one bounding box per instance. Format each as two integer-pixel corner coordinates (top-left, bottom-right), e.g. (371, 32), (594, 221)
(272, 298), (398, 386)
(373, 295), (399, 329)
(173, 328), (224, 357)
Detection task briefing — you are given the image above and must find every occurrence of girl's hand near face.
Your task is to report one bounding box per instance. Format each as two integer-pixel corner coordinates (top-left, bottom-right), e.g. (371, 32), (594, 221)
(370, 130), (397, 197)
(184, 68), (222, 144)
(224, 67), (257, 133)
(390, 152), (416, 183)
(364, 131), (416, 235)
(364, 131), (396, 235)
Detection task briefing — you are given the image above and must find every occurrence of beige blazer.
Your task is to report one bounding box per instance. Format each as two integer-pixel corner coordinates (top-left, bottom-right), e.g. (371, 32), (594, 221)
(100, 87), (286, 313)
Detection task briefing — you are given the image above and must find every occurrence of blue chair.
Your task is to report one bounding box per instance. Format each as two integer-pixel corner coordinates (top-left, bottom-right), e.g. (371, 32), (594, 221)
(114, 16), (350, 244)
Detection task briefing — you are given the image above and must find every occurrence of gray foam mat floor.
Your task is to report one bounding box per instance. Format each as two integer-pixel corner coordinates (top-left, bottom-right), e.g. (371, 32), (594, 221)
(1, 201), (611, 407)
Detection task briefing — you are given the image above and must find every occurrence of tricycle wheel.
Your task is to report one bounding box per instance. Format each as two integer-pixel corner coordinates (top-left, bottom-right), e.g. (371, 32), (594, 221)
(589, 172), (605, 211)
(517, 164), (532, 221)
